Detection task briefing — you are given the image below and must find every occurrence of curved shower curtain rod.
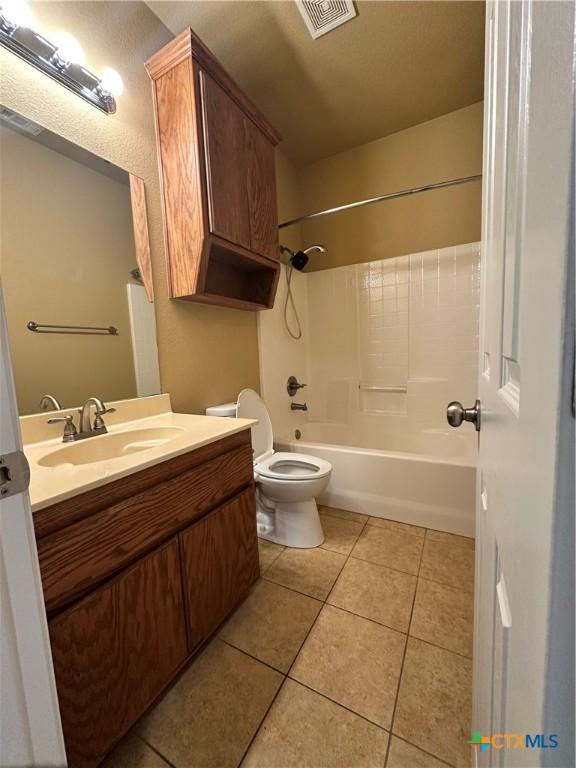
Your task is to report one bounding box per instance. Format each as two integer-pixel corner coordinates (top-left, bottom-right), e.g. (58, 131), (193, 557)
(278, 173), (483, 229)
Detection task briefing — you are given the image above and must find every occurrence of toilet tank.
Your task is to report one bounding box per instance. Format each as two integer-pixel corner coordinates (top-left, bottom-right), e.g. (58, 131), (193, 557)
(205, 402), (237, 418)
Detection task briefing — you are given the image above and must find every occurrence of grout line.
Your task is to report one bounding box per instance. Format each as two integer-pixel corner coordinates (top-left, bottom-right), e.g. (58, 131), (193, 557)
(218, 636), (293, 677)
(389, 734), (457, 768)
(382, 519), (426, 768)
(284, 676), (391, 733)
(344, 552), (475, 595)
(236, 676), (289, 768)
(137, 734), (179, 768)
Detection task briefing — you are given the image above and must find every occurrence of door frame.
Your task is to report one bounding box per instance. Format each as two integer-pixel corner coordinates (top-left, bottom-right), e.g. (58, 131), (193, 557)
(0, 283), (66, 767)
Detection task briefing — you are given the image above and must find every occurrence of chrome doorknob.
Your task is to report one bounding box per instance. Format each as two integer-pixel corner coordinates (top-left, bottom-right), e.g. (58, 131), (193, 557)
(447, 399), (481, 431)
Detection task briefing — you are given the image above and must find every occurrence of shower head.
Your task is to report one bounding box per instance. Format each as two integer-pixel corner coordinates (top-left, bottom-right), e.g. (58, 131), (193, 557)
(130, 267), (143, 284)
(280, 243), (327, 272)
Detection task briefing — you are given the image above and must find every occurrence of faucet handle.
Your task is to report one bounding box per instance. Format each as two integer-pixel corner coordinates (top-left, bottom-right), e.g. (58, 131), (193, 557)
(93, 407), (116, 431)
(47, 415), (78, 442)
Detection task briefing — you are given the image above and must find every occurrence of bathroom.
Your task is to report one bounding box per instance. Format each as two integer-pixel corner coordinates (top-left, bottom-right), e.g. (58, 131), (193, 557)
(0, 2), (573, 768)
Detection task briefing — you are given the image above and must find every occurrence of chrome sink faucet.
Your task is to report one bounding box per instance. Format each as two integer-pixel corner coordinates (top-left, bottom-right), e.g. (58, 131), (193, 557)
(48, 397), (116, 442)
(39, 394), (62, 411)
(79, 397), (116, 436)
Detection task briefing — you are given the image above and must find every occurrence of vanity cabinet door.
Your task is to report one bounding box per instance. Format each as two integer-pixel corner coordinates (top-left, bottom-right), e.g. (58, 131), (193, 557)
(180, 488), (259, 650)
(48, 539), (187, 768)
(201, 71), (252, 250)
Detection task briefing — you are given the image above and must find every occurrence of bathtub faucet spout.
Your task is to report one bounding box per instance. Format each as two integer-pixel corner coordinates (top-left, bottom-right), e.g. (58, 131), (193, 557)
(291, 402), (308, 411)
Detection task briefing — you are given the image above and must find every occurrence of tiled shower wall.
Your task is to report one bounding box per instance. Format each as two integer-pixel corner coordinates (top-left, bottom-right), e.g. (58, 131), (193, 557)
(258, 243), (480, 442)
(305, 242), (481, 436)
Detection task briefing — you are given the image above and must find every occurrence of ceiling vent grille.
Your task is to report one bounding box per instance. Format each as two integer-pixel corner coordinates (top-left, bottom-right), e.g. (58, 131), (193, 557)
(0, 106), (44, 135)
(295, 0), (357, 39)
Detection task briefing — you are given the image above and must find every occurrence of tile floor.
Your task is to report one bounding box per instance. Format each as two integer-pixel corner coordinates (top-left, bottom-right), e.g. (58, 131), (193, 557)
(103, 506), (475, 768)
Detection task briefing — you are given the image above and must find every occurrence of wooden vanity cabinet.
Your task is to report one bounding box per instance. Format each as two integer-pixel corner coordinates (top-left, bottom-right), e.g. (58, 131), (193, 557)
(146, 28), (282, 310)
(48, 540), (187, 768)
(34, 430), (259, 767)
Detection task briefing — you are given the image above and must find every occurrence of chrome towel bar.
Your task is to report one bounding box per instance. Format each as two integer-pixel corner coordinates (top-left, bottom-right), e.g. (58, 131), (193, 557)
(27, 321), (118, 335)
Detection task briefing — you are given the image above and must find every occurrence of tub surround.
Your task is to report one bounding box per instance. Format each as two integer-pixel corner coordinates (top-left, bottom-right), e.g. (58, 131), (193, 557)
(258, 243), (480, 536)
(22, 394), (256, 512)
(277, 436), (476, 538)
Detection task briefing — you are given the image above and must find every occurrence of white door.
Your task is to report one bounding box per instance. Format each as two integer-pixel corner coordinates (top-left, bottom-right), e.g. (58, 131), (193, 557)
(469, 1), (575, 766)
(0, 284), (66, 767)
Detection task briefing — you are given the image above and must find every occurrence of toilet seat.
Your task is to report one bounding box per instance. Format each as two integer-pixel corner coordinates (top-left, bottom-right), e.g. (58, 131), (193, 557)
(236, 390), (331, 483)
(255, 452), (332, 481)
(236, 389), (332, 547)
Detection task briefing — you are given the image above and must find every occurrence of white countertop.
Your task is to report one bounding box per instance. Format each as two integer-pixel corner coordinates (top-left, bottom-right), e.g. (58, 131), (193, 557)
(25, 410), (256, 512)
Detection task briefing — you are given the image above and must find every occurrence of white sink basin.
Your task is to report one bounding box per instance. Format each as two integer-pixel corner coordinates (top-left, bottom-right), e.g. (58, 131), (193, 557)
(38, 427), (185, 467)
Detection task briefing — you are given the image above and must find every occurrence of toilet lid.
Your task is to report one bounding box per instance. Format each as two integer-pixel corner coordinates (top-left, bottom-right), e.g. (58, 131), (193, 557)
(236, 389), (273, 461)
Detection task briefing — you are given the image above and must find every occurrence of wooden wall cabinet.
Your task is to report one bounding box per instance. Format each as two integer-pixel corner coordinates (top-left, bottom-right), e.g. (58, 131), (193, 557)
(146, 29), (282, 311)
(35, 431), (259, 767)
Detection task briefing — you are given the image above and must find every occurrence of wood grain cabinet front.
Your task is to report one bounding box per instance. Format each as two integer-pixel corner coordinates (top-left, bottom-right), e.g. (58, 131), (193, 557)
(49, 539), (188, 768)
(35, 430), (260, 767)
(180, 487), (260, 650)
(146, 28), (282, 310)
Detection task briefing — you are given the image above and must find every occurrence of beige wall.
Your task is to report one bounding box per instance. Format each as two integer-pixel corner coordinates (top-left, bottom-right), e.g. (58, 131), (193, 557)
(0, 1), (260, 415)
(291, 102), (483, 271)
(0, 2), (483, 416)
(1, 126), (138, 414)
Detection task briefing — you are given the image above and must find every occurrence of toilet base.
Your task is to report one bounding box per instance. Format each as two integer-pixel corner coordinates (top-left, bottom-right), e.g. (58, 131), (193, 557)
(256, 499), (325, 549)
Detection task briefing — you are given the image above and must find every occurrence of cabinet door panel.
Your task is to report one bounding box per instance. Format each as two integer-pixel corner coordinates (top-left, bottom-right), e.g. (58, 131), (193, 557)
(180, 488), (259, 650)
(49, 540), (187, 768)
(201, 71), (251, 249)
(245, 119), (279, 260)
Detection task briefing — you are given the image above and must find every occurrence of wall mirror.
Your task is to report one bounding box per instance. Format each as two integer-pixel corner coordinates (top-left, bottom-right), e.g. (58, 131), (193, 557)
(0, 105), (160, 415)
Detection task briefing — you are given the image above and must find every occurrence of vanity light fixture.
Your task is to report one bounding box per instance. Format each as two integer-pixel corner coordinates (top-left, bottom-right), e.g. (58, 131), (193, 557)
(0, 1), (123, 114)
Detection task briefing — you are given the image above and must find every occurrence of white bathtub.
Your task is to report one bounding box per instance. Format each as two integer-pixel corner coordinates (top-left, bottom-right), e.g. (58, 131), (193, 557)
(276, 425), (477, 538)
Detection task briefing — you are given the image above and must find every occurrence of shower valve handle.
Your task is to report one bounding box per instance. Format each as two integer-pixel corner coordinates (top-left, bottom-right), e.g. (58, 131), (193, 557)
(287, 376), (307, 397)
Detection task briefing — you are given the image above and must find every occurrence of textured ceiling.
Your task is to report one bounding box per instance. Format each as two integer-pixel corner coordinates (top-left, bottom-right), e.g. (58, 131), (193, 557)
(147, 0), (485, 165)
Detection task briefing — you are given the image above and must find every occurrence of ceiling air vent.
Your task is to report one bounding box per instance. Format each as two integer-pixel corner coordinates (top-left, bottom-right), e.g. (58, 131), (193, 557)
(0, 106), (44, 135)
(295, 0), (357, 39)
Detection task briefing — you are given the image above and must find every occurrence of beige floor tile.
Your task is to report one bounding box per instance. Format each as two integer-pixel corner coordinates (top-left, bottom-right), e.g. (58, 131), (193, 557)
(243, 679), (389, 768)
(220, 580), (322, 672)
(426, 530), (475, 550)
(420, 539), (475, 592)
(258, 539), (284, 573)
(138, 640), (282, 768)
(264, 546), (346, 600)
(410, 578), (474, 657)
(368, 518), (426, 538)
(290, 604), (405, 728)
(351, 525), (424, 575)
(101, 733), (170, 768)
(328, 557), (416, 632)
(393, 638), (472, 768)
(387, 737), (451, 768)
(319, 513), (364, 555)
(319, 505), (369, 525)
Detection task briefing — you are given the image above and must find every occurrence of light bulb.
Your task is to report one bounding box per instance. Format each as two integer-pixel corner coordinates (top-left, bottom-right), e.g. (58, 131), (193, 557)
(99, 67), (123, 97)
(0, 0), (35, 28)
(52, 31), (85, 66)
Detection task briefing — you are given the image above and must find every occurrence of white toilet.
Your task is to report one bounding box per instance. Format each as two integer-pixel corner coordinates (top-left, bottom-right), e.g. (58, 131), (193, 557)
(206, 389), (332, 548)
